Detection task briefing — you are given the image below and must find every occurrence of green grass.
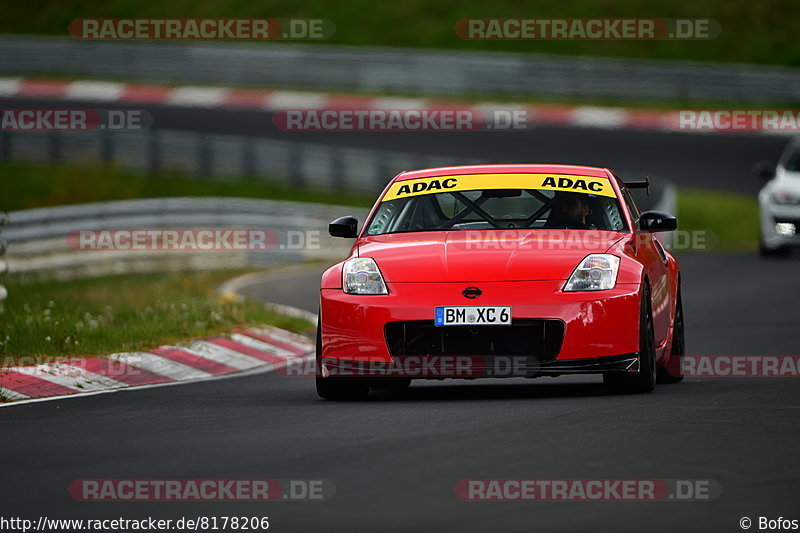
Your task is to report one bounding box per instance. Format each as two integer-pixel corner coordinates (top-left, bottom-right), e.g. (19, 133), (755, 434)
(0, 269), (314, 364)
(1, 0), (798, 66)
(677, 188), (759, 251)
(0, 161), (374, 212)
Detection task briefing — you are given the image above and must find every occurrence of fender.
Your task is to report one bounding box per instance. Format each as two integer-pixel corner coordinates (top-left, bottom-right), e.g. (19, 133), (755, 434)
(321, 261), (345, 289)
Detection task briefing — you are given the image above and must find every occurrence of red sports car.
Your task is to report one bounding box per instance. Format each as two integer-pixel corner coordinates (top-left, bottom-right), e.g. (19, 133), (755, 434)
(317, 164), (684, 400)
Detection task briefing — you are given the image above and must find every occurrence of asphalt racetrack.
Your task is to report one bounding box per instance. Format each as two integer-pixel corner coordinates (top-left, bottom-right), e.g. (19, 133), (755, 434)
(1, 99), (799, 532)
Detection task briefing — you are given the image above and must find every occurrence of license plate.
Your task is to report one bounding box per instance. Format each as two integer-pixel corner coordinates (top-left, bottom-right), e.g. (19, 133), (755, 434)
(434, 306), (512, 326)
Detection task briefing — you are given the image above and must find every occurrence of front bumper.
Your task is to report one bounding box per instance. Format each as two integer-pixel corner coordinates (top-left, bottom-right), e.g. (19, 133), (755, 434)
(320, 280), (641, 376)
(760, 201), (800, 249)
(320, 352), (639, 379)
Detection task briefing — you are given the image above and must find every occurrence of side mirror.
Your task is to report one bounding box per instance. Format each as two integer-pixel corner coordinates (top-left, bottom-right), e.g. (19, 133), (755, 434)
(639, 211), (677, 232)
(752, 161), (776, 181)
(329, 216), (359, 238)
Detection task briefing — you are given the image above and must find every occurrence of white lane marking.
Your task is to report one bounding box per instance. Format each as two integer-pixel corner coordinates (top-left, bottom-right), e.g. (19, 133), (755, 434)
(758, 129), (798, 137)
(0, 387), (29, 401)
(472, 102), (529, 114)
(66, 81), (125, 101)
(265, 91), (327, 110)
(167, 86), (229, 108)
(370, 97), (430, 110)
(215, 271), (319, 325)
(14, 363), (126, 392)
(247, 326), (315, 352)
(110, 352), (212, 381)
(0, 78), (22, 97)
(181, 341), (267, 370)
(571, 106), (629, 128)
(229, 332), (292, 357)
(262, 302), (318, 324)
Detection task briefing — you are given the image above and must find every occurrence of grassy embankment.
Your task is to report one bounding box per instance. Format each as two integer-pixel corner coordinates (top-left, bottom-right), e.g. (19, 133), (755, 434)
(1, 0), (797, 67)
(0, 269), (314, 364)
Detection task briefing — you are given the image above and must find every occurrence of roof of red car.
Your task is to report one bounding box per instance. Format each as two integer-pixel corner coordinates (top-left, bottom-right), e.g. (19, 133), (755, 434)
(393, 164), (612, 182)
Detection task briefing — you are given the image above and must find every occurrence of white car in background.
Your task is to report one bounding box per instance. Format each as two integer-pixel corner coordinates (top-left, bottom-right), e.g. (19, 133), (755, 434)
(755, 137), (800, 256)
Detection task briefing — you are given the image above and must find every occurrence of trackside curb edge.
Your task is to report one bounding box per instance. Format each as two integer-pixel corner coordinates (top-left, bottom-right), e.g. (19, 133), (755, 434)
(0, 323), (315, 406)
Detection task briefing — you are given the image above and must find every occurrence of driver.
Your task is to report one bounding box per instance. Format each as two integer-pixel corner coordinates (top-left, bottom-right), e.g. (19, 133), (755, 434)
(547, 192), (593, 229)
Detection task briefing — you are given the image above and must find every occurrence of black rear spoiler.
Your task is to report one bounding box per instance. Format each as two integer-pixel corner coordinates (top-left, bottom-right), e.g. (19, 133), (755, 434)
(622, 177), (650, 196)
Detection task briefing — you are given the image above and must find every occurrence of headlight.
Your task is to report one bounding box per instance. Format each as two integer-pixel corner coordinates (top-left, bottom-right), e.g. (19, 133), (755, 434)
(343, 257), (388, 295)
(563, 254), (621, 292)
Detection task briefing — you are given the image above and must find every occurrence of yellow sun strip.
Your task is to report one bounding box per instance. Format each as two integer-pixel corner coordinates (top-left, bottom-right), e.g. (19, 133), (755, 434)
(381, 173), (616, 201)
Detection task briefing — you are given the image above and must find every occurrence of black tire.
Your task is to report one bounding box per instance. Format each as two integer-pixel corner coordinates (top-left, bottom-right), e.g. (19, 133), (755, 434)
(316, 377), (369, 401)
(314, 313), (369, 401)
(370, 378), (412, 391)
(759, 233), (790, 257)
(657, 289), (685, 384)
(604, 284), (656, 394)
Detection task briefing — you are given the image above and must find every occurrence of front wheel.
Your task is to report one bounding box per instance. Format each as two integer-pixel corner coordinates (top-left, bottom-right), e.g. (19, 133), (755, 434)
(604, 284), (656, 394)
(315, 313), (369, 401)
(657, 289), (685, 384)
(759, 233), (791, 257)
(370, 378), (412, 391)
(316, 377), (369, 401)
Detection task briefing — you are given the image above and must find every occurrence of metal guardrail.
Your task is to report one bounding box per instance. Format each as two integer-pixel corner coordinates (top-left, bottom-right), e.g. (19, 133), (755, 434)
(0, 212), (7, 301)
(0, 128), (480, 196)
(5, 198), (369, 280)
(0, 36), (799, 104)
(0, 129), (675, 205)
(4, 180), (673, 281)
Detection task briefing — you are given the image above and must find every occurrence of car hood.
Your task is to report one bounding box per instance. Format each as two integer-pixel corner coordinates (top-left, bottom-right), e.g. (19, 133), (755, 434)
(357, 230), (625, 282)
(775, 168), (800, 190)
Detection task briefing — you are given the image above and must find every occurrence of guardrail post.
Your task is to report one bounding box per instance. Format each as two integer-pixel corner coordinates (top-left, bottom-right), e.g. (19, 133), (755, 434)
(0, 212), (7, 304)
(147, 130), (161, 174)
(0, 130), (9, 160)
(241, 137), (255, 178)
(375, 151), (389, 192)
(99, 129), (114, 165)
(288, 142), (305, 189)
(197, 134), (211, 178)
(47, 132), (60, 163)
(330, 147), (345, 191)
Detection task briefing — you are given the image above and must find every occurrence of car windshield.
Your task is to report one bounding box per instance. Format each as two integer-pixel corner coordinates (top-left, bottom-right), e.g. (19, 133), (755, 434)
(782, 146), (800, 172)
(365, 174), (628, 235)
